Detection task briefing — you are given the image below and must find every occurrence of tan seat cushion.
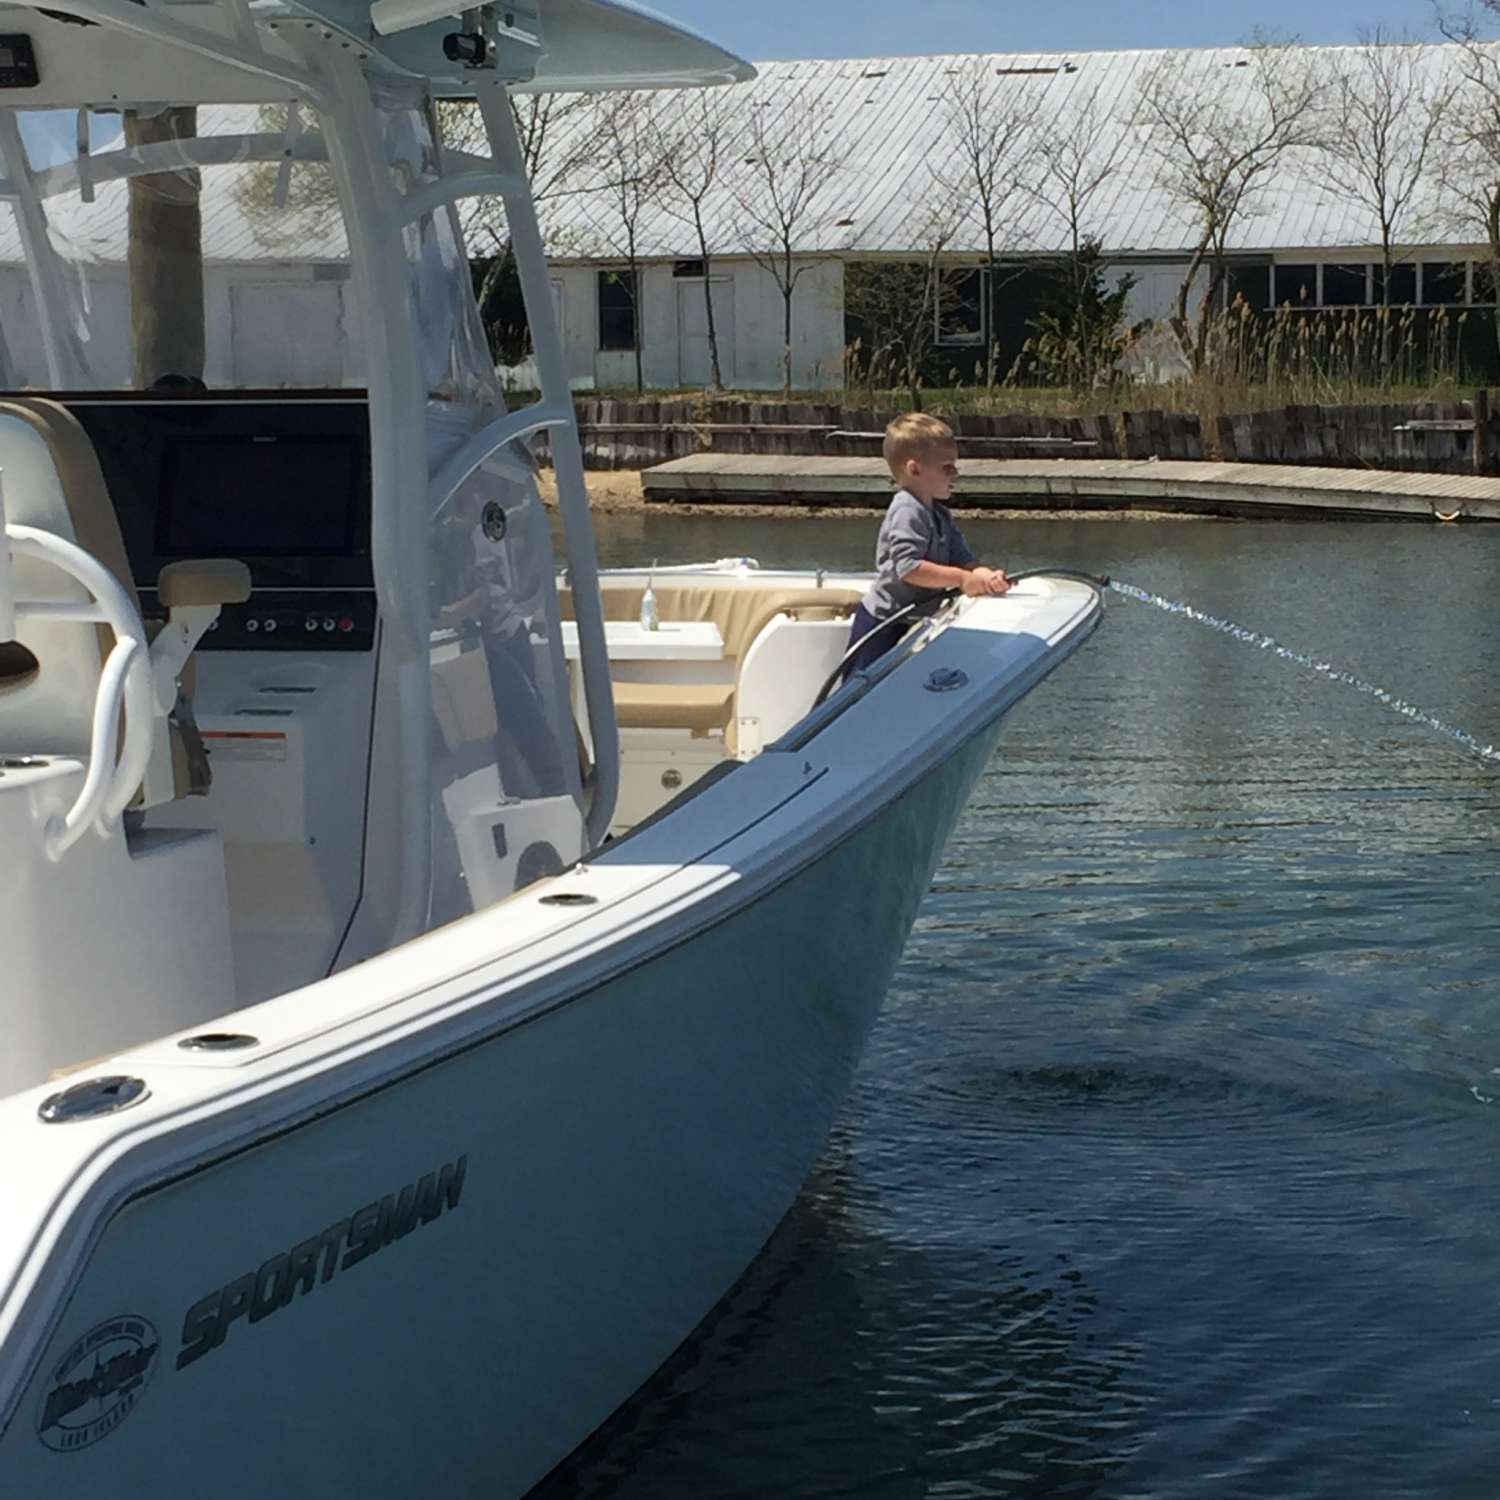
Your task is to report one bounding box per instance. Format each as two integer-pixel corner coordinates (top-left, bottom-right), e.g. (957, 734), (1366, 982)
(432, 644), (499, 750)
(611, 681), (735, 735)
(0, 399), (138, 614)
(2, 399), (210, 804)
(560, 584), (861, 660)
(559, 580), (861, 743)
(158, 558), (252, 609)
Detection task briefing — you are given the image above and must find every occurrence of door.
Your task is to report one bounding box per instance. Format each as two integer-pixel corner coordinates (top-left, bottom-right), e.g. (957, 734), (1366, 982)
(676, 277), (733, 388)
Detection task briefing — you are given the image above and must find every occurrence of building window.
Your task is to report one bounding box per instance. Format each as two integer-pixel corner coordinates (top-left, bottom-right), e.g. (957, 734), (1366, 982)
(1322, 264), (1370, 307)
(1374, 263), (1417, 306)
(936, 267), (985, 346)
(673, 259), (706, 279)
(1421, 262), (1469, 306)
(597, 269), (638, 351)
(1224, 263), (1271, 312)
(1474, 263), (1500, 307)
(1273, 264), (1318, 308)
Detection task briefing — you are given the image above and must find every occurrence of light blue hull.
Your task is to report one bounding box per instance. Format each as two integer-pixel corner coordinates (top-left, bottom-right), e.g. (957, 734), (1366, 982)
(0, 711), (1007, 1497)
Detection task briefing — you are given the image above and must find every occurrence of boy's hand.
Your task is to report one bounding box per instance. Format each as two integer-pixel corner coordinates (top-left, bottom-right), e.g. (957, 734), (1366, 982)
(965, 567), (1012, 597)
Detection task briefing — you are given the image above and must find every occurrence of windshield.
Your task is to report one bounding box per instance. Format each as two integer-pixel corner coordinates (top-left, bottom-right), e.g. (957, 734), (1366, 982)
(0, 101), (355, 391)
(0, 97), (491, 399)
(1, 78), (583, 926)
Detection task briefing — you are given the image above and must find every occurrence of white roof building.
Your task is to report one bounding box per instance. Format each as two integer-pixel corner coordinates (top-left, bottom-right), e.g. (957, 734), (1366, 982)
(2, 48), (1492, 393)
(531, 42), (1498, 391)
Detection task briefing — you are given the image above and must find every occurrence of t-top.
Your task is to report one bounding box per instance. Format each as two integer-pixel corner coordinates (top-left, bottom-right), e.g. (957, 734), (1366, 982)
(861, 489), (977, 618)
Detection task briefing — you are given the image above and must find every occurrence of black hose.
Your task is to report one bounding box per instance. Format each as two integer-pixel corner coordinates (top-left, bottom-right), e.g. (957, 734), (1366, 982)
(1006, 567), (1112, 589)
(810, 568), (1111, 710)
(812, 589), (960, 708)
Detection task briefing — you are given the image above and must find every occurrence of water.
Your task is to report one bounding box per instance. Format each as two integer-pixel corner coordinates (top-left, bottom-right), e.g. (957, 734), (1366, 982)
(1107, 581), (1500, 767)
(543, 514), (1500, 1500)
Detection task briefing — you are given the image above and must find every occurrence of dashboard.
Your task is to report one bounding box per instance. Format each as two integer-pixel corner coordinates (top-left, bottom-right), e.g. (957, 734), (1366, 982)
(64, 393), (377, 652)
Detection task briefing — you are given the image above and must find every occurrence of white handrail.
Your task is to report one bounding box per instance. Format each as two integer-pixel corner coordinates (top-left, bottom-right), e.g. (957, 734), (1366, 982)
(46, 635), (139, 859)
(6, 524), (157, 857)
(426, 403), (571, 518)
(399, 169), (527, 228)
(476, 81), (620, 848)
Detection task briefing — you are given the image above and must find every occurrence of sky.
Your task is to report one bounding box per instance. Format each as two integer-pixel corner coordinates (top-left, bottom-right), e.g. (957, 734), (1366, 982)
(660, 0), (1458, 60)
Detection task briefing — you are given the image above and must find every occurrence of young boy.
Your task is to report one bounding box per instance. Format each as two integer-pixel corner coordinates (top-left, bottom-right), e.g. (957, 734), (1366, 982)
(843, 412), (1011, 680)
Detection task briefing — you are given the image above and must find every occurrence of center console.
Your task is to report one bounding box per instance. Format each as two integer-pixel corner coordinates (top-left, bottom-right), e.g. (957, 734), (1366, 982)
(59, 393), (380, 999)
(69, 393), (377, 651)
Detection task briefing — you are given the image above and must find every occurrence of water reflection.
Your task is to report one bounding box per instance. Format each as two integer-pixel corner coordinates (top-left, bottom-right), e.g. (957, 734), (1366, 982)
(531, 1144), (1138, 1500)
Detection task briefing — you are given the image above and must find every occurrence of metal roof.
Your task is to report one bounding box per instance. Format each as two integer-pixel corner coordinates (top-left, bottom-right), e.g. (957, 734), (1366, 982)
(0, 44), (1486, 270)
(540, 42), (1491, 262)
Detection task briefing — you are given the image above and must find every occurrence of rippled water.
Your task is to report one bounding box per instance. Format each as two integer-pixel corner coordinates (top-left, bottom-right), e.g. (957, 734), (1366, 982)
(542, 513), (1500, 1500)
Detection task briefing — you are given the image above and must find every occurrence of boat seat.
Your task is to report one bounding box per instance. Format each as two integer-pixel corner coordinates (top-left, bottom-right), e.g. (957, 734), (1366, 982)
(0, 398), (242, 806)
(559, 581), (860, 745)
(562, 583), (861, 661)
(610, 680), (736, 735)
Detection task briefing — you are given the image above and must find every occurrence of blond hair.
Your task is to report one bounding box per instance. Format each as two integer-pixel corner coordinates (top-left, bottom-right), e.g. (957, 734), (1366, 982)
(882, 412), (955, 477)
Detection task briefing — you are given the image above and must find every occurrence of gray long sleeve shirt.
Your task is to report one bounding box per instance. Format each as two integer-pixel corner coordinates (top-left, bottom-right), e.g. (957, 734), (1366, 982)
(860, 489), (977, 618)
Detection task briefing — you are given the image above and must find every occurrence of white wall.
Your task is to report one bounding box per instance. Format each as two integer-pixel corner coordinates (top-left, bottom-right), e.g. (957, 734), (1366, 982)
(0, 262), (358, 389)
(552, 256), (846, 393)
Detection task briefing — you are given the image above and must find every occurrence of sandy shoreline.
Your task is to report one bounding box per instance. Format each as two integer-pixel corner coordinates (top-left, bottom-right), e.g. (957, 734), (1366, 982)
(536, 468), (1205, 522)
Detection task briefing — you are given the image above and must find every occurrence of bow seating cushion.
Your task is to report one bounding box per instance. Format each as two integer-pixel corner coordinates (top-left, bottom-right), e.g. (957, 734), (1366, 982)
(558, 581), (861, 743)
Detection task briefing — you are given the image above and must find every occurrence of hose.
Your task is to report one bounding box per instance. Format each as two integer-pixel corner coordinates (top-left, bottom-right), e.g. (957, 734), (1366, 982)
(811, 568), (1111, 710)
(812, 590), (959, 708)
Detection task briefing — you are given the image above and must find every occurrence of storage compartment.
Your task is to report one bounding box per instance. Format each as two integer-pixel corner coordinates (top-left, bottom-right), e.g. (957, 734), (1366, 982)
(614, 732), (727, 835)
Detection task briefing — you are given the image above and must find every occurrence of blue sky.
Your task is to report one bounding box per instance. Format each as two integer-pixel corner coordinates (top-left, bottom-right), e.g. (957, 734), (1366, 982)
(662, 0), (1448, 59)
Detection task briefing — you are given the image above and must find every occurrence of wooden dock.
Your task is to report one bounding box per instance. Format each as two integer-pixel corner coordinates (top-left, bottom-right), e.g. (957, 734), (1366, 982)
(640, 455), (1500, 522)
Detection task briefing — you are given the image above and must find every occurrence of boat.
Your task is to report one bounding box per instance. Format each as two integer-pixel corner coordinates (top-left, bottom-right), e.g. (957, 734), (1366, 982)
(0, 0), (1104, 1491)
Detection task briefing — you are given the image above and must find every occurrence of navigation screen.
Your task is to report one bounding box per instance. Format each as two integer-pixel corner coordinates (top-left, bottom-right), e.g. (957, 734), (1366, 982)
(158, 435), (363, 557)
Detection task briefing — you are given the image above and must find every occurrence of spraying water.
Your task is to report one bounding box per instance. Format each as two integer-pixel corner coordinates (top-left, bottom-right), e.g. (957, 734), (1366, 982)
(1107, 580), (1500, 767)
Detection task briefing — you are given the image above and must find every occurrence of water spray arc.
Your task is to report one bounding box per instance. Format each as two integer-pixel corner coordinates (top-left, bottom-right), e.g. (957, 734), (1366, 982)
(1108, 582), (1499, 767)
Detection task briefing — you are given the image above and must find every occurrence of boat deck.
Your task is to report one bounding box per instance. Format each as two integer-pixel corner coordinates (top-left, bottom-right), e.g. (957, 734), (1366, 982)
(639, 455), (1500, 522)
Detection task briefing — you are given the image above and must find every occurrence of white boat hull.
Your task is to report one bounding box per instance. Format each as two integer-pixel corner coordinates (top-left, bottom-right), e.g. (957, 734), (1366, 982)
(0, 579), (1101, 1495)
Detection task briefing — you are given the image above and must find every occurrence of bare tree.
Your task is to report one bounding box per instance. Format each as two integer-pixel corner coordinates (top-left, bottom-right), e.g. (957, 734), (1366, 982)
(573, 91), (669, 392)
(1323, 31), (1454, 336)
(440, 94), (611, 351)
(1437, 7), (1500, 356)
(1029, 80), (1129, 387)
(934, 59), (1045, 388)
(1135, 37), (1324, 370)
(845, 184), (966, 408)
(657, 90), (734, 390)
(731, 85), (839, 398)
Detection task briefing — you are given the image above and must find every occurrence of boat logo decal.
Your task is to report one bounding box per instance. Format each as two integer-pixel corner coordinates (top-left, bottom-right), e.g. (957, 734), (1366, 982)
(176, 1153), (467, 1372)
(36, 1315), (160, 1452)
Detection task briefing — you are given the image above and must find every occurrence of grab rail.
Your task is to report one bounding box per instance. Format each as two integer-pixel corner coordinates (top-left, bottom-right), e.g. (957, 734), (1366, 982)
(476, 84), (620, 848)
(3, 519), (156, 858)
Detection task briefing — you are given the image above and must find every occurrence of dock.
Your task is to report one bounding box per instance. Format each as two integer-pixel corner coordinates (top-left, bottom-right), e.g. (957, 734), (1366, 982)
(640, 455), (1500, 522)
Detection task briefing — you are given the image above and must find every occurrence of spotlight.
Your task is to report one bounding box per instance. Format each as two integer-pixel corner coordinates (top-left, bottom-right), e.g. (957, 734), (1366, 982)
(442, 30), (489, 64)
